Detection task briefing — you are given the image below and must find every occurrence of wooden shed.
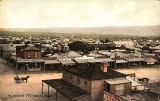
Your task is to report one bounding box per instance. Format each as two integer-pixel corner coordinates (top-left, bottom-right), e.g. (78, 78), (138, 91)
(104, 78), (131, 96)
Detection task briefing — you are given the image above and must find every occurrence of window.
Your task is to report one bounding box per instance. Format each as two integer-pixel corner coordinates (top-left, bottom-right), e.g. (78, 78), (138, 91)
(70, 75), (72, 82)
(27, 52), (31, 57)
(35, 52), (38, 57)
(84, 81), (87, 89)
(77, 78), (80, 86)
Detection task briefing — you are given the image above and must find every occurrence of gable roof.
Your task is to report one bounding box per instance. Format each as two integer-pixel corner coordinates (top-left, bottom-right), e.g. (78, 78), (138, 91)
(143, 58), (157, 62)
(23, 46), (41, 51)
(67, 51), (82, 58)
(63, 63), (126, 80)
(123, 45), (142, 51)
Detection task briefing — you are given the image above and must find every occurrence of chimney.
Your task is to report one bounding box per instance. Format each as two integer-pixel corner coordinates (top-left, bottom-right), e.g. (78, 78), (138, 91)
(101, 62), (108, 72)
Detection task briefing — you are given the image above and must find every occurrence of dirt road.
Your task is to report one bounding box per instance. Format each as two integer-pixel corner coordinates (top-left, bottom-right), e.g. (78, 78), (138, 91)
(0, 58), (160, 101)
(0, 58), (62, 101)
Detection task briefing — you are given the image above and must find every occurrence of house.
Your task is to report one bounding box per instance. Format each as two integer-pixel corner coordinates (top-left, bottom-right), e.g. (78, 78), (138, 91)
(0, 44), (24, 58)
(16, 44), (42, 59)
(42, 62), (129, 101)
(120, 45), (141, 53)
(7, 44), (45, 73)
(113, 41), (134, 48)
(141, 53), (158, 66)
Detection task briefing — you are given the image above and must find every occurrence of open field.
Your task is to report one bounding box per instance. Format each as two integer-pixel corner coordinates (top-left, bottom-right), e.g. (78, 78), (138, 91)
(0, 58), (160, 101)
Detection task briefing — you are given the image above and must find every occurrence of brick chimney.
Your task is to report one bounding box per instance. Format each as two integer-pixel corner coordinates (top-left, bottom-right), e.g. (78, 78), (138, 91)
(101, 62), (108, 72)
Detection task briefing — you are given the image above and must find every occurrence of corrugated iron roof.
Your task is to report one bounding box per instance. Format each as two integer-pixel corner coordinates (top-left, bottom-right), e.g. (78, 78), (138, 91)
(42, 79), (89, 100)
(59, 60), (75, 65)
(143, 58), (157, 62)
(120, 91), (159, 101)
(67, 51), (82, 58)
(125, 58), (145, 62)
(105, 78), (131, 85)
(116, 59), (128, 63)
(44, 60), (60, 64)
(88, 58), (114, 63)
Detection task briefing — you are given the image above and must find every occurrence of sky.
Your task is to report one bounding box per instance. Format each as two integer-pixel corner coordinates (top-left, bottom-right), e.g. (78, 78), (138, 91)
(0, 0), (160, 28)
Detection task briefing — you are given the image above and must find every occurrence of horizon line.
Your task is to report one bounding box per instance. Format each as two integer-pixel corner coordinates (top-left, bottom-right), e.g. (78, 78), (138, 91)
(0, 25), (160, 29)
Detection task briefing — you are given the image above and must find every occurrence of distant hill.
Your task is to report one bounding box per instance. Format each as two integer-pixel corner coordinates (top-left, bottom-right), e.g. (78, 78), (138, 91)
(0, 26), (160, 36)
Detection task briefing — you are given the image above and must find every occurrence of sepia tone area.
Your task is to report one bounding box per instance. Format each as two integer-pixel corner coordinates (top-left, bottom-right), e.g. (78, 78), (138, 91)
(0, 0), (160, 101)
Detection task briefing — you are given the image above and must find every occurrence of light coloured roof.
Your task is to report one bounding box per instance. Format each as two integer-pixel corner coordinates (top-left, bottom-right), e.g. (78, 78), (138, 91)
(105, 78), (131, 85)
(151, 45), (160, 49)
(102, 51), (111, 55)
(154, 50), (160, 53)
(67, 51), (82, 58)
(110, 52), (129, 58)
(59, 60), (75, 65)
(88, 58), (114, 63)
(44, 60), (60, 64)
(126, 76), (142, 87)
(125, 45), (142, 51)
(75, 59), (89, 63)
(0, 44), (24, 51)
(113, 41), (134, 46)
(87, 53), (103, 57)
(75, 55), (94, 60)
(125, 58), (144, 62)
(143, 58), (157, 62)
(10, 56), (44, 63)
(124, 45), (136, 49)
(116, 59), (128, 63)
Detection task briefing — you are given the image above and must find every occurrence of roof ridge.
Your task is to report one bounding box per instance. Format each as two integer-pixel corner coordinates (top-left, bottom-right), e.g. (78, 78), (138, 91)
(90, 64), (96, 80)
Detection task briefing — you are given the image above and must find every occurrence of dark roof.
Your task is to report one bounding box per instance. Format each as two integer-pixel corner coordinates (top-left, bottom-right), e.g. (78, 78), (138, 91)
(42, 79), (89, 100)
(63, 63), (126, 80)
(23, 46), (41, 51)
(16, 45), (28, 49)
(120, 91), (160, 101)
(16, 45), (41, 51)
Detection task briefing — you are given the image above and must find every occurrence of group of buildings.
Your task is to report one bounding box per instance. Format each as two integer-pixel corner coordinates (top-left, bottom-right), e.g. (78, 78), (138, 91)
(0, 35), (160, 100)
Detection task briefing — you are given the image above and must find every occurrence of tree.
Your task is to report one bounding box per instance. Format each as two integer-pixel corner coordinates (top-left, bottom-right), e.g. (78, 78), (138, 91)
(68, 41), (87, 52)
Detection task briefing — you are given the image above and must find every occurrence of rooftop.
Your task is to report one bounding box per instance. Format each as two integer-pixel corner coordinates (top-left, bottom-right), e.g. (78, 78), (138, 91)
(105, 78), (131, 85)
(63, 63), (126, 80)
(42, 79), (89, 100)
(120, 91), (160, 101)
